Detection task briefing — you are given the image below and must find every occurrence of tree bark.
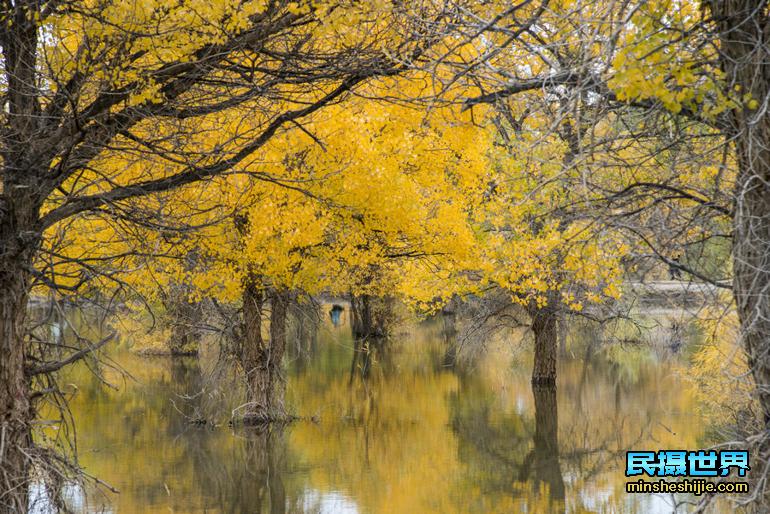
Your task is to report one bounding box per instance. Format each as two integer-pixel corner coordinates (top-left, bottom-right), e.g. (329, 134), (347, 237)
(350, 295), (371, 340)
(709, 0), (770, 426)
(0, 247), (34, 513)
(267, 290), (288, 418)
(528, 303), (559, 387)
(240, 279), (290, 425)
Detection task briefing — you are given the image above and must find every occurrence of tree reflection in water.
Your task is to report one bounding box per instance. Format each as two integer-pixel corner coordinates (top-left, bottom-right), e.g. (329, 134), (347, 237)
(56, 311), (706, 513)
(448, 379), (567, 512)
(524, 385), (565, 505)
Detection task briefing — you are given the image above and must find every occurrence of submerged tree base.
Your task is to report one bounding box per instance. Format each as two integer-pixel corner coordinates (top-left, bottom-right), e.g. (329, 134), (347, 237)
(237, 412), (298, 427)
(133, 348), (199, 357)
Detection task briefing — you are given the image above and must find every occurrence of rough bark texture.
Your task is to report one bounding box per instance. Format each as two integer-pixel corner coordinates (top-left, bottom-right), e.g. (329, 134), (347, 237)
(0, 201), (39, 513)
(528, 303), (559, 387)
(0, 10), (51, 508)
(267, 290), (289, 417)
(0, 14), (43, 510)
(0, 268), (32, 514)
(709, 0), (770, 426)
(240, 279), (290, 425)
(0, 179), (39, 513)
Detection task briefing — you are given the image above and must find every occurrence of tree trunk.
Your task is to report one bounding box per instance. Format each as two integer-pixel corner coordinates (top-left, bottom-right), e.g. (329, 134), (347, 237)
(528, 304), (558, 387)
(441, 302), (458, 368)
(0, 258), (33, 513)
(164, 292), (200, 356)
(350, 294), (393, 340)
(350, 294), (370, 340)
(0, 187), (39, 513)
(557, 313), (567, 357)
(240, 279), (289, 425)
(267, 290), (288, 418)
(709, 1), (770, 426)
(349, 337), (376, 383)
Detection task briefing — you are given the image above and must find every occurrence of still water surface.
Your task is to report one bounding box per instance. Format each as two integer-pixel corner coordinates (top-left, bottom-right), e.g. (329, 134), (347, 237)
(54, 310), (707, 513)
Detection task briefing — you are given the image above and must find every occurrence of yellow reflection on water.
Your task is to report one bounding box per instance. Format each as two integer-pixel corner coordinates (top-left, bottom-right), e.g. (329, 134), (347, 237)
(55, 313), (707, 514)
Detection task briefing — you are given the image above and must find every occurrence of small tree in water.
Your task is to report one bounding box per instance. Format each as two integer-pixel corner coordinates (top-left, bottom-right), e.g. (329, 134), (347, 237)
(239, 281), (292, 425)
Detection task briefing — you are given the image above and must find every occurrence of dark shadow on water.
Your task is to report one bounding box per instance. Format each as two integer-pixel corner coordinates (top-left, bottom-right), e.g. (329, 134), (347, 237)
(225, 427), (287, 514)
(348, 336), (392, 384)
(177, 423), (294, 514)
(449, 378), (566, 512)
(523, 385), (565, 505)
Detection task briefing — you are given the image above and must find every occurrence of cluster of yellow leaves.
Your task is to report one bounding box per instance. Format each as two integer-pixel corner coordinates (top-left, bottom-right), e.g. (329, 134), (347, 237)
(186, 78), (494, 304)
(44, 0), (740, 315)
(46, 69), (635, 315)
(607, 0), (743, 117)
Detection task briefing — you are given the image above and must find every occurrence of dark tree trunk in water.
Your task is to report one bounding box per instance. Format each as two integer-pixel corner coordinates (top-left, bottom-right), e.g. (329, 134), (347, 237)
(161, 252), (203, 355)
(708, 1), (770, 427)
(349, 337), (378, 383)
(350, 295), (392, 340)
(350, 295), (371, 340)
(241, 276), (264, 406)
(528, 303), (558, 387)
(164, 293), (201, 356)
(267, 290), (288, 416)
(0, 241), (34, 514)
(240, 279), (290, 425)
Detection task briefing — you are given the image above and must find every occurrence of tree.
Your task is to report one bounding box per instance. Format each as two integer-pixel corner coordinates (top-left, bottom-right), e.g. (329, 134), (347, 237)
(129, 83), (495, 423)
(436, 0), (770, 499)
(424, 3), (727, 349)
(0, 0), (446, 509)
(705, 0), (770, 434)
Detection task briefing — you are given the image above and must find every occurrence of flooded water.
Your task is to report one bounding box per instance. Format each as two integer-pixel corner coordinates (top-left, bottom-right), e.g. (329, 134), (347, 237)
(46, 309), (709, 513)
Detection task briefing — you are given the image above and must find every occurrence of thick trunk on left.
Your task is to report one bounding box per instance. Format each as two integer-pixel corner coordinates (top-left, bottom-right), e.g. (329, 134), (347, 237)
(1, 14), (50, 510)
(240, 280), (290, 425)
(0, 268), (32, 514)
(0, 208), (37, 513)
(708, 1), (770, 430)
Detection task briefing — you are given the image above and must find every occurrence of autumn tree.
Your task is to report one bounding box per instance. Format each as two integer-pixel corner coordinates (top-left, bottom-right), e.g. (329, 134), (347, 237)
(124, 84), (494, 423)
(0, 0), (455, 509)
(431, 0), (770, 499)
